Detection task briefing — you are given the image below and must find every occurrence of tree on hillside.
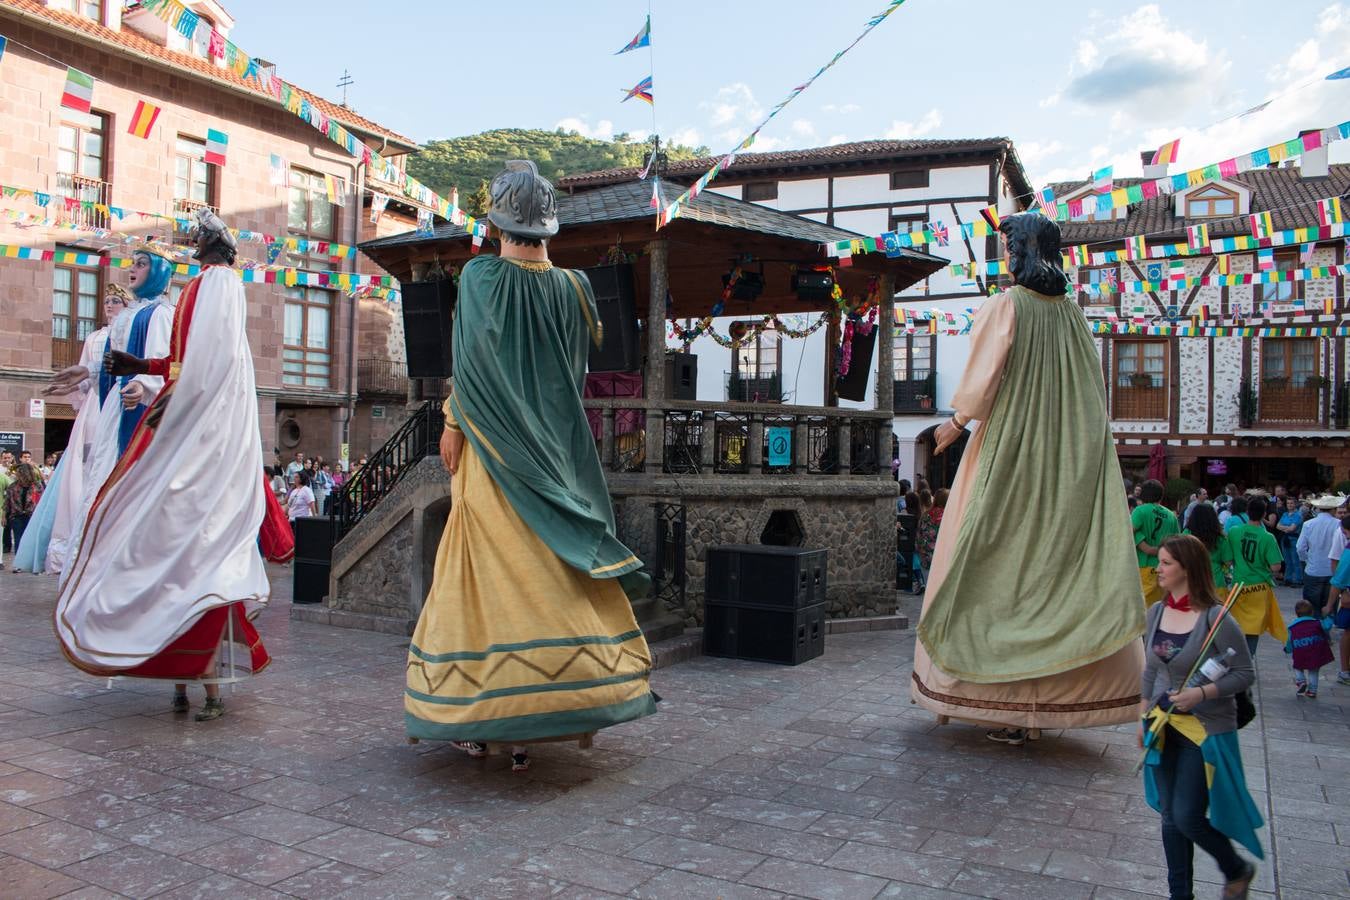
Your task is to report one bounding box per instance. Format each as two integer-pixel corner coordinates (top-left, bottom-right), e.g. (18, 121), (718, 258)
(407, 128), (709, 201)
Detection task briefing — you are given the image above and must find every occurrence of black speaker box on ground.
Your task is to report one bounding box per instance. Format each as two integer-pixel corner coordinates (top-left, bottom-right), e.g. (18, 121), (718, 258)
(401, 279), (456, 378)
(292, 516), (336, 563)
(664, 352), (698, 400)
(703, 602), (825, 665)
(704, 544), (827, 610)
(292, 559), (330, 605)
(834, 325), (877, 402)
(582, 264), (641, 373)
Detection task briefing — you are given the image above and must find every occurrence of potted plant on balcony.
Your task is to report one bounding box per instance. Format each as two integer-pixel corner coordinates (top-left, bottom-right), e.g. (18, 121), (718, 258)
(1129, 372), (1155, 389)
(915, 394), (933, 409)
(1304, 374), (1331, 390)
(1262, 375), (1289, 388)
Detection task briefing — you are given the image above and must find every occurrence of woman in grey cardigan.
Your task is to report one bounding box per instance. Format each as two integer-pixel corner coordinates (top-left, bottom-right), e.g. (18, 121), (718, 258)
(1141, 534), (1261, 900)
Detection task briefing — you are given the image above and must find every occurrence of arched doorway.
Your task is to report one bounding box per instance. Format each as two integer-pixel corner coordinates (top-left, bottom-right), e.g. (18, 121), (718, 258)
(917, 424), (969, 489)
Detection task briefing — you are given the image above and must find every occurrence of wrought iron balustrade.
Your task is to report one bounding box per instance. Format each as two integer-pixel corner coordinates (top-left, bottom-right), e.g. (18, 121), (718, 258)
(54, 173), (111, 230)
(725, 371), (783, 403)
(333, 399), (442, 539)
(893, 369), (936, 413)
(357, 358), (409, 397)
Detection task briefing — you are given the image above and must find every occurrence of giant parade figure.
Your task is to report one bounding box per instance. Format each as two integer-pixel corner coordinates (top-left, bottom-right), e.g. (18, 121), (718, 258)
(55, 209), (291, 721)
(405, 160), (657, 771)
(910, 212), (1145, 745)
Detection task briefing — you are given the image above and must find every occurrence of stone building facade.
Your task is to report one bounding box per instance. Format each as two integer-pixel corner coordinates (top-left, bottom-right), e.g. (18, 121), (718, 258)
(0, 0), (419, 462)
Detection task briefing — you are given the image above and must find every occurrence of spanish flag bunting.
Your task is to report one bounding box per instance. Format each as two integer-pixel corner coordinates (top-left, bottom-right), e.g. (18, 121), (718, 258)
(1151, 138), (1181, 166)
(127, 100), (161, 139)
(1326, 296), (1335, 315)
(1216, 254), (1230, 275)
(60, 67), (94, 113)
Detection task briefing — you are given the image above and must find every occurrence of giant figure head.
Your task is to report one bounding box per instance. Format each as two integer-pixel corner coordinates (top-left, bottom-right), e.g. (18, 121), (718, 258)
(487, 159), (559, 244)
(190, 207), (237, 265)
(998, 213), (1069, 297)
(129, 248), (174, 300)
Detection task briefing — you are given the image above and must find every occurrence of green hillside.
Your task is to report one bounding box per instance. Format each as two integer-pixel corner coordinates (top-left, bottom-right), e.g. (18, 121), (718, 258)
(406, 128), (709, 212)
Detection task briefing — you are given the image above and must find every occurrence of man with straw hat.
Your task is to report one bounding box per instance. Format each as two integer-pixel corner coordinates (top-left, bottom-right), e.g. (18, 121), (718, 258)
(1298, 492), (1347, 620)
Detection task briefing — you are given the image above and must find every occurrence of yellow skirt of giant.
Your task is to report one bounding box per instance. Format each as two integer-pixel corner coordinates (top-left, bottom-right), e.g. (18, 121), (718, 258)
(405, 438), (656, 743)
(1231, 582), (1288, 642)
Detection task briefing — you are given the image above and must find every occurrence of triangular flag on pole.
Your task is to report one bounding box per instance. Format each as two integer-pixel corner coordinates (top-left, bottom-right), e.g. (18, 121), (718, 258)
(60, 67), (94, 113)
(614, 16), (651, 54)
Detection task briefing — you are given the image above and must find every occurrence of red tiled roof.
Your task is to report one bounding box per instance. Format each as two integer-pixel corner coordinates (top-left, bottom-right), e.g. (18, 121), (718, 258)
(1, 0), (418, 148)
(1050, 164), (1350, 245)
(557, 138), (1021, 187)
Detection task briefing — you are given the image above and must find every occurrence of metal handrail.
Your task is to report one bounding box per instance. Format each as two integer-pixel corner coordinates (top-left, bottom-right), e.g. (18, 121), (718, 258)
(333, 399), (442, 539)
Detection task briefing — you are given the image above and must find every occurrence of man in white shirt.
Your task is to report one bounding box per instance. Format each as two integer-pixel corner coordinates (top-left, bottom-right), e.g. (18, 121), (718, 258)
(285, 451), (305, 480)
(1297, 494), (1347, 613)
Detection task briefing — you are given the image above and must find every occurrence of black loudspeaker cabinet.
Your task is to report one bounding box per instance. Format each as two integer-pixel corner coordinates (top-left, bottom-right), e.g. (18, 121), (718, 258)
(705, 544), (827, 610)
(292, 559), (330, 605)
(664, 352), (697, 400)
(834, 325), (877, 402)
(401, 279), (456, 378)
(582, 264), (641, 373)
(703, 602), (825, 666)
(292, 516), (336, 563)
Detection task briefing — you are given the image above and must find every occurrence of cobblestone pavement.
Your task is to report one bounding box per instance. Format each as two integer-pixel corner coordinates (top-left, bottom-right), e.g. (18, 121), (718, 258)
(0, 568), (1346, 899)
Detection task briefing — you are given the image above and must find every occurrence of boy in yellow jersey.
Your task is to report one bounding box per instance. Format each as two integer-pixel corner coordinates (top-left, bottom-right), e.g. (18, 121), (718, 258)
(1226, 495), (1287, 653)
(1132, 479), (1180, 605)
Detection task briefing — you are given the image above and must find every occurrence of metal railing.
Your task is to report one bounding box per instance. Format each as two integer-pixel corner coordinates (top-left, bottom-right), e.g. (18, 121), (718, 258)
(172, 198), (219, 232)
(893, 369), (936, 413)
(357, 358), (409, 397)
(54, 173), (111, 230)
(333, 399), (442, 539)
(586, 398), (891, 478)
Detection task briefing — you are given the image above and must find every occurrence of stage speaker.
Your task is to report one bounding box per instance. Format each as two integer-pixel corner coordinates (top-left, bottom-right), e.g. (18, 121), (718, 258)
(664, 352), (697, 400)
(703, 602), (825, 665)
(292, 559), (330, 605)
(705, 544), (828, 610)
(401, 279), (455, 378)
(834, 326), (877, 402)
(582, 264), (641, 373)
(292, 516), (336, 563)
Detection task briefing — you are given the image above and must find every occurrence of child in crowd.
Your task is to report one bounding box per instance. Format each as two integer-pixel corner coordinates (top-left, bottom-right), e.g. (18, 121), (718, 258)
(1285, 600), (1334, 698)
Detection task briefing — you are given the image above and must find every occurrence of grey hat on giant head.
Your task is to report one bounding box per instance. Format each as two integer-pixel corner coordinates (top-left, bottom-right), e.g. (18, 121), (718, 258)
(487, 159), (559, 239)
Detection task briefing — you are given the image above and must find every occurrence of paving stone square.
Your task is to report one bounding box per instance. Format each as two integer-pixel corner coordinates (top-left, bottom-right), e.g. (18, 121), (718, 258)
(0, 568), (1345, 898)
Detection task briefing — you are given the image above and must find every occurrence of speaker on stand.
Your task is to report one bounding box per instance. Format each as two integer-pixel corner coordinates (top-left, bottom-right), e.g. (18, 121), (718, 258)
(400, 279), (456, 379)
(582, 264), (641, 373)
(291, 516), (336, 605)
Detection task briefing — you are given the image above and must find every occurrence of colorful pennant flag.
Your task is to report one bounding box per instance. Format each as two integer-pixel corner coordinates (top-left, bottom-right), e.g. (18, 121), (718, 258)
(60, 67), (94, 113)
(1091, 165), (1113, 194)
(0, 36), (7, 65)
(416, 208), (433, 237)
(207, 29), (225, 59)
(1249, 210), (1274, 239)
(1151, 139), (1181, 166)
(126, 100), (161, 139)
(1069, 244), (1090, 267)
(927, 220), (949, 247)
(1326, 296), (1335, 315)
(1327, 66), (1350, 80)
(369, 192), (389, 223)
(621, 75), (653, 105)
(1256, 247), (1274, 271)
(323, 173), (345, 207)
(176, 9), (199, 38)
(615, 16), (651, 54)
(1186, 223), (1209, 251)
(268, 153), (287, 186)
(1125, 234), (1147, 261)
(1216, 254), (1230, 275)
(1035, 187), (1055, 211)
(1318, 197), (1343, 226)
(1300, 242), (1317, 266)
(204, 128), (228, 166)
(978, 205), (1000, 230)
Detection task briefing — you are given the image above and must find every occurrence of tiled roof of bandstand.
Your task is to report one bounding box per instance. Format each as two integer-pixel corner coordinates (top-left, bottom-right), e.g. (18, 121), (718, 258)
(362, 177), (946, 269)
(2, 0), (418, 148)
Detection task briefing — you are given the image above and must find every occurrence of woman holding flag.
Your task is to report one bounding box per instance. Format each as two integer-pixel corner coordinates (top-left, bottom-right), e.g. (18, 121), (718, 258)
(1142, 534), (1261, 900)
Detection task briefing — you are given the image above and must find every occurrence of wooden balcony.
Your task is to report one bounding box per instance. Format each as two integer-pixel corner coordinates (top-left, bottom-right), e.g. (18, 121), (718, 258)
(1257, 380), (1322, 425)
(357, 358), (409, 398)
(1112, 384), (1168, 421)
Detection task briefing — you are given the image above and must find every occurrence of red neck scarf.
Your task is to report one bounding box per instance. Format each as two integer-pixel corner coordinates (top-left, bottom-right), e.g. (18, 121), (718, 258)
(1164, 594), (1192, 612)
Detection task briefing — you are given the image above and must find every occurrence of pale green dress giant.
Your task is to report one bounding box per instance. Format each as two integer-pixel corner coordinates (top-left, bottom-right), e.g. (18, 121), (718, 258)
(911, 286), (1145, 729)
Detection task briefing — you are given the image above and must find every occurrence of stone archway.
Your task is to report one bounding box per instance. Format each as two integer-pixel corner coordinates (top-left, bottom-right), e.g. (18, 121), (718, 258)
(917, 424), (969, 489)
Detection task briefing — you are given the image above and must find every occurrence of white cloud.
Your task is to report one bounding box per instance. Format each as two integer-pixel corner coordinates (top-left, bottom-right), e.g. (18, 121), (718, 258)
(1268, 4), (1350, 83)
(791, 118), (817, 138)
(883, 108), (941, 140)
(704, 82), (763, 128)
(668, 127), (703, 149)
(1015, 139), (1064, 167)
(822, 103), (861, 114)
(553, 116), (615, 140)
(826, 134), (850, 146)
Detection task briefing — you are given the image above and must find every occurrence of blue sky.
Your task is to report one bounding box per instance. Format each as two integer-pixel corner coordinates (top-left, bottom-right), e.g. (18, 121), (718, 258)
(224, 0), (1350, 187)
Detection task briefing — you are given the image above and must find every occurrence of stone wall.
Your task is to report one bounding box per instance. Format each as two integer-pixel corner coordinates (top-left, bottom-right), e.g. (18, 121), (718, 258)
(611, 474), (898, 628)
(332, 515), (413, 619)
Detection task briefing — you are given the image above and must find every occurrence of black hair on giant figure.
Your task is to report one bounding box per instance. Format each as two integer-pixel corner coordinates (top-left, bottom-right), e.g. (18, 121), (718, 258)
(998, 212), (1069, 297)
(191, 207), (237, 266)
